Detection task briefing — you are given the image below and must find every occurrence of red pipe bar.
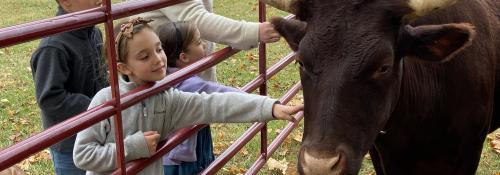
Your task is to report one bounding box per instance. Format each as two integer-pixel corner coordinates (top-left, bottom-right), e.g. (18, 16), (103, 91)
(0, 47), (237, 172)
(258, 1), (269, 162)
(0, 0), (188, 49)
(200, 124), (265, 175)
(101, 0), (127, 173)
(241, 53), (296, 92)
(113, 51), (297, 174)
(200, 80), (301, 175)
(246, 111), (304, 175)
(246, 82), (303, 175)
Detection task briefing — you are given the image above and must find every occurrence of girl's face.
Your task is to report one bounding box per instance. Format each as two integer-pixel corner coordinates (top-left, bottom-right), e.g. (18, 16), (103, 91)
(179, 29), (205, 67)
(118, 28), (167, 84)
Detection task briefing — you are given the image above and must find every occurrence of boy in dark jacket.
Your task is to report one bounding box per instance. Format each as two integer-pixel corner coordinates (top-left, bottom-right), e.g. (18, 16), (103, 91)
(30, 0), (106, 174)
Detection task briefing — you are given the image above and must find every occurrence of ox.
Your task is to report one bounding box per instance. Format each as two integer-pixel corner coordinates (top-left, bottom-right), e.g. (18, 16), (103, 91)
(266, 0), (500, 174)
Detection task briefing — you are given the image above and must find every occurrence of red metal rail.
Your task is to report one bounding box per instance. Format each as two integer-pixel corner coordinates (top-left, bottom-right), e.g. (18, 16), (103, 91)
(0, 0), (301, 174)
(0, 0), (189, 49)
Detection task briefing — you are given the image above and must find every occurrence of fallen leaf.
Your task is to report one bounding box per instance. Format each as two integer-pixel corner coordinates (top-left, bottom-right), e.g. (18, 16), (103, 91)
(226, 166), (242, 175)
(7, 110), (16, 117)
(488, 133), (500, 154)
(278, 148), (288, 156)
(9, 133), (22, 142)
(228, 77), (236, 84)
(293, 132), (303, 143)
(19, 150), (51, 169)
(240, 147), (248, 156)
(218, 131), (225, 140)
(1, 99), (8, 103)
(246, 53), (257, 61)
(267, 158), (288, 175)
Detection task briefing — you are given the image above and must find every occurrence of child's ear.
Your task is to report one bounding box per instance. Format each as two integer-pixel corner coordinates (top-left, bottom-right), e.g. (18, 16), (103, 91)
(117, 62), (132, 76)
(179, 52), (190, 63)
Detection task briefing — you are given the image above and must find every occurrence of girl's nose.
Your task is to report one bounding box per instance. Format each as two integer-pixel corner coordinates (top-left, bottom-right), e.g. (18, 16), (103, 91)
(153, 53), (164, 64)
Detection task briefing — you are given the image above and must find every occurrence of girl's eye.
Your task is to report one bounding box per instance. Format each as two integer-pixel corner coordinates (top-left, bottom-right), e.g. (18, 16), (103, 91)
(139, 55), (148, 60)
(156, 48), (163, 53)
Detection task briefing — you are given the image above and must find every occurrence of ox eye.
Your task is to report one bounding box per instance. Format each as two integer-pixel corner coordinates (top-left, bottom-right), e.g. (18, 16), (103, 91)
(377, 65), (390, 73)
(372, 64), (392, 79)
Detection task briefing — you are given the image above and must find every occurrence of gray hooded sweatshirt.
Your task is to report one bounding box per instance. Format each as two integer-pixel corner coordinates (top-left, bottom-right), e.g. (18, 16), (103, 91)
(73, 77), (276, 175)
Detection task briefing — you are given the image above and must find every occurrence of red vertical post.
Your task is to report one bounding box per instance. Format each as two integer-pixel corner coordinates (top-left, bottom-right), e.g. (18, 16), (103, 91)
(103, 0), (126, 174)
(258, 0), (268, 160)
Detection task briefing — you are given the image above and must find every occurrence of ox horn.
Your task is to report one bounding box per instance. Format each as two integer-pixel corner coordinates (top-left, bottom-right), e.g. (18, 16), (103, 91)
(261, 0), (298, 14)
(405, 0), (458, 21)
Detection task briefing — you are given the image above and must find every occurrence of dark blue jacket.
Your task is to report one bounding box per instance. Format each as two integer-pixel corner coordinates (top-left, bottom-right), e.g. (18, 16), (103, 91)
(30, 6), (107, 152)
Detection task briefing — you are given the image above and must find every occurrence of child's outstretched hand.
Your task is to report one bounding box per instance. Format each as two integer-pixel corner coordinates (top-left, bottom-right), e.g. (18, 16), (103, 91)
(272, 104), (304, 121)
(143, 131), (160, 156)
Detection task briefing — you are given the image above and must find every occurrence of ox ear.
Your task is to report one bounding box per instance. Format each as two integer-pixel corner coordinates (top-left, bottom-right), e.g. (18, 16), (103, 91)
(271, 17), (307, 51)
(399, 23), (476, 62)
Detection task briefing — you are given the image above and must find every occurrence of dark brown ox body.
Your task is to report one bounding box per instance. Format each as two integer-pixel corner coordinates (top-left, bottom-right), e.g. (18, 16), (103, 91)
(270, 0), (500, 174)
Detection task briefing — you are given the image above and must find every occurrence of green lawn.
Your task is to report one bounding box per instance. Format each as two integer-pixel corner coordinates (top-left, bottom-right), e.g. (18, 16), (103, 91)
(0, 0), (498, 175)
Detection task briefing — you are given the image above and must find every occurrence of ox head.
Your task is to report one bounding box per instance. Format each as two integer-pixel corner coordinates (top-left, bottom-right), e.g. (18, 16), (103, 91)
(268, 0), (475, 174)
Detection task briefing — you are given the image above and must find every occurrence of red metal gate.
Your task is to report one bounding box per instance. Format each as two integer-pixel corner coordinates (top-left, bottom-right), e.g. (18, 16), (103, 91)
(0, 0), (302, 174)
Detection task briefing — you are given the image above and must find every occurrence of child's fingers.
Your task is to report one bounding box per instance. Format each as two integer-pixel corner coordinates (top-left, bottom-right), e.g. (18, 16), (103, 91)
(288, 104), (304, 114)
(143, 131), (158, 136)
(152, 133), (160, 142)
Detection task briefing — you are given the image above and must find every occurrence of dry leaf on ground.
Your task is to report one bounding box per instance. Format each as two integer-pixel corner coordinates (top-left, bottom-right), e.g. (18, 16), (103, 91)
(18, 150), (51, 169)
(267, 158), (288, 175)
(292, 132), (303, 143)
(488, 133), (500, 154)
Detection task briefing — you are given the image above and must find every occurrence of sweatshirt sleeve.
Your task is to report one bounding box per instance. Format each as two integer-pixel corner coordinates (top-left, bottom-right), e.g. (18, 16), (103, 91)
(158, 0), (260, 50)
(177, 76), (242, 94)
(162, 89), (276, 132)
(73, 90), (151, 172)
(31, 47), (91, 120)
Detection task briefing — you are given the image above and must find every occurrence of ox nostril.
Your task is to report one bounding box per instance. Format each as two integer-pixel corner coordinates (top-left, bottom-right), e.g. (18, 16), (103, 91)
(302, 150), (341, 175)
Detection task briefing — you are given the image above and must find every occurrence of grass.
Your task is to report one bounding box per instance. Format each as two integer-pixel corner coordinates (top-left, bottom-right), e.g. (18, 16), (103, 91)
(0, 0), (498, 175)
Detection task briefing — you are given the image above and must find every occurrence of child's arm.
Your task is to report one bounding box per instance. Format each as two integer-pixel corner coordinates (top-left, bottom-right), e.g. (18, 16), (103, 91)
(158, 1), (260, 50)
(162, 89), (302, 132)
(73, 90), (152, 172)
(178, 76), (242, 94)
